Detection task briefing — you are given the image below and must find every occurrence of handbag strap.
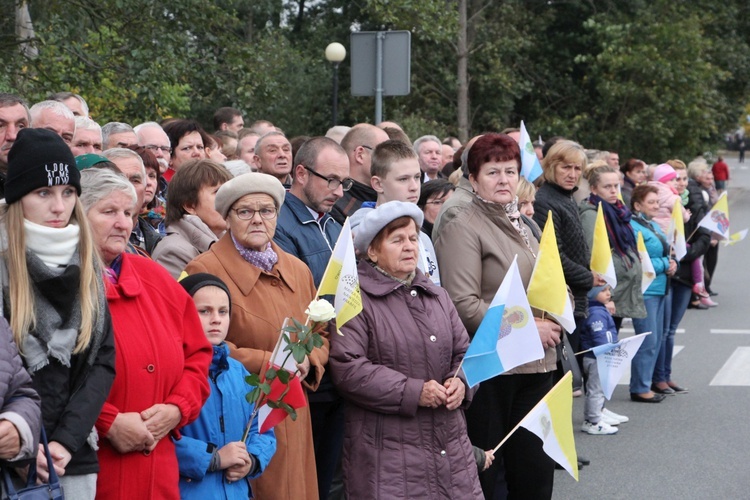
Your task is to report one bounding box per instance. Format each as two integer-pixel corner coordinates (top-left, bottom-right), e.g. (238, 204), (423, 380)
(2, 427), (62, 498)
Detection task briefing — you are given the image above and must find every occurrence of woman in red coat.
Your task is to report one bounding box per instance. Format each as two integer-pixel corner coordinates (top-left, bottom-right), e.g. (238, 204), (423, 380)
(81, 168), (212, 499)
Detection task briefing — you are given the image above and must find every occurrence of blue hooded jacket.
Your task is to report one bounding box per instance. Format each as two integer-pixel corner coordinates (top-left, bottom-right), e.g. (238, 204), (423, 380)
(175, 343), (276, 499)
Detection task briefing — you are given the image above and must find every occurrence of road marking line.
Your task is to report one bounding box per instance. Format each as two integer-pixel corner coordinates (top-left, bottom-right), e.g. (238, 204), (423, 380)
(618, 346), (684, 385)
(710, 329), (750, 334)
(620, 328), (684, 334)
(710, 347), (750, 386)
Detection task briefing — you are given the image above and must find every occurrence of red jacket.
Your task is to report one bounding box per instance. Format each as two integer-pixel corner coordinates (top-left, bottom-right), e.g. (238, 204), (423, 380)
(712, 160), (729, 181)
(96, 254), (211, 499)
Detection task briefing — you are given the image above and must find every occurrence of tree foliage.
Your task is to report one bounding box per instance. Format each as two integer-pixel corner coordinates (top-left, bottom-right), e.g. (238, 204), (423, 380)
(0, 0), (747, 160)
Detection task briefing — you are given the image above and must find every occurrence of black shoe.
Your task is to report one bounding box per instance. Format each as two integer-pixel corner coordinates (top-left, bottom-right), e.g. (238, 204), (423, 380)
(651, 384), (676, 395)
(630, 393), (666, 403)
(708, 291), (718, 297)
(688, 301), (709, 310)
(668, 383), (689, 394)
(577, 455), (590, 466)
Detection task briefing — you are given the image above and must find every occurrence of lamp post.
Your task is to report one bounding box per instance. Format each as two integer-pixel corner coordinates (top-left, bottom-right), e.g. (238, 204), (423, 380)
(325, 42), (346, 126)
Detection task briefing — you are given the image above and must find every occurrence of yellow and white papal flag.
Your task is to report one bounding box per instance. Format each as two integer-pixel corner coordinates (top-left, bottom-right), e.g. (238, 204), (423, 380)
(317, 218), (362, 332)
(637, 232), (656, 293)
(669, 200), (687, 261)
(590, 202), (617, 289)
(518, 371), (579, 481)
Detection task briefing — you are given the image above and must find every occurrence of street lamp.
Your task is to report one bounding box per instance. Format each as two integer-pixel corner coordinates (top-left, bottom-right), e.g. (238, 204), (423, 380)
(325, 42), (346, 126)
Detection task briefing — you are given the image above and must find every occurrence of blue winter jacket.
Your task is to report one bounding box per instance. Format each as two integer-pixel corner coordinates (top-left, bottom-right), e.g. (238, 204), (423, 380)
(274, 192), (342, 287)
(581, 301), (619, 358)
(175, 343), (276, 499)
(630, 216), (670, 296)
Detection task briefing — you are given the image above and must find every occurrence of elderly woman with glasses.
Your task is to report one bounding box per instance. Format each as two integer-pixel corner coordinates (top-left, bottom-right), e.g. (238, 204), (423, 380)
(185, 172), (327, 500)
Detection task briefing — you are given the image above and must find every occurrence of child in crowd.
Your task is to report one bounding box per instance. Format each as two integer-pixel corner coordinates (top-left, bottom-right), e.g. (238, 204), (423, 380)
(580, 285), (628, 435)
(175, 273), (276, 499)
(369, 140), (442, 285)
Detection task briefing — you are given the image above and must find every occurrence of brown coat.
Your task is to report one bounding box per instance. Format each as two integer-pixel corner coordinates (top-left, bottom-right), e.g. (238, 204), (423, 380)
(185, 234), (326, 500)
(434, 196), (557, 373)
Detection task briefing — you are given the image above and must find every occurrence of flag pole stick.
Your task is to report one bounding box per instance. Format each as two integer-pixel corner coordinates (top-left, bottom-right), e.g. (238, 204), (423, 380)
(491, 372), (572, 454)
(573, 347), (593, 356)
(450, 358), (464, 382)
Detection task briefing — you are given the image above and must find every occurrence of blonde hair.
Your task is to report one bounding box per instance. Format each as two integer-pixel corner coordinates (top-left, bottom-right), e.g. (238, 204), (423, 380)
(541, 140), (587, 185)
(516, 176), (536, 201)
(667, 159), (687, 171)
(3, 200), (102, 354)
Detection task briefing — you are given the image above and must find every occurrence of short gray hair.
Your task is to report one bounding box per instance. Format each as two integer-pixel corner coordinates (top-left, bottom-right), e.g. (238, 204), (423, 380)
(102, 148), (146, 179)
(687, 159), (709, 180)
(80, 168), (137, 212)
(223, 159), (254, 176)
(29, 100), (75, 126)
(74, 116), (101, 134)
(101, 122), (134, 149)
(254, 131), (287, 156)
(133, 121), (162, 135)
(48, 91), (89, 117)
(413, 135), (441, 155)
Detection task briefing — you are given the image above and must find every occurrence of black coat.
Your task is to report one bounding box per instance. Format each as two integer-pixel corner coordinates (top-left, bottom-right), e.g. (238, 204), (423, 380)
(533, 182), (594, 318)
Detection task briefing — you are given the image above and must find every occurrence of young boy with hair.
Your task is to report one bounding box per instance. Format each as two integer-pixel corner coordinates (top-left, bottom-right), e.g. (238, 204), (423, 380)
(175, 273), (277, 499)
(580, 284), (629, 435)
(369, 139), (441, 285)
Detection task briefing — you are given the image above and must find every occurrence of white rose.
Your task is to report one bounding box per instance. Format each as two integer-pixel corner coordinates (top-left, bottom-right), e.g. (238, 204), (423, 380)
(306, 298), (336, 322)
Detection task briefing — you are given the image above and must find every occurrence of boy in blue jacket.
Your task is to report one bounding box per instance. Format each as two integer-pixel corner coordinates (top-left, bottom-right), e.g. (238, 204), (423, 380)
(176, 273), (276, 498)
(580, 285), (628, 435)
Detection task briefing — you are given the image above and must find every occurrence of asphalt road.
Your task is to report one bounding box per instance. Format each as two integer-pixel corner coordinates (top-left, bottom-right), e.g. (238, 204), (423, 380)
(552, 154), (750, 500)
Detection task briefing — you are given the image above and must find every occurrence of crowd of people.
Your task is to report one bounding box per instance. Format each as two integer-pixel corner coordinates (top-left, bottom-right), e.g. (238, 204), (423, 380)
(0, 91), (729, 499)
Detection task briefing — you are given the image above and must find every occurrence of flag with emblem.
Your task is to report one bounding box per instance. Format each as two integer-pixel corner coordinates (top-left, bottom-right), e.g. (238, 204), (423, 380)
(519, 121), (543, 182)
(461, 256), (544, 388)
(592, 332), (650, 400)
(317, 218), (362, 331)
(697, 191), (730, 239)
(518, 371), (579, 480)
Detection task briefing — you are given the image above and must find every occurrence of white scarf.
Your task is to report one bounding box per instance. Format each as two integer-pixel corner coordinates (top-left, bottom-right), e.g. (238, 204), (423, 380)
(24, 219), (80, 267)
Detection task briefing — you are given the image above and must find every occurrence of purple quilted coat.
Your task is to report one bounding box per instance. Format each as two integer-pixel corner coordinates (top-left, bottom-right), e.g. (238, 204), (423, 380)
(330, 261), (483, 499)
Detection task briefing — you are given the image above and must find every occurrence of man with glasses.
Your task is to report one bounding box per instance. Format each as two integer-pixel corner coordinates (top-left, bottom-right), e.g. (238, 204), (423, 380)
(135, 121), (172, 174)
(330, 123), (389, 224)
(273, 136), (351, 500)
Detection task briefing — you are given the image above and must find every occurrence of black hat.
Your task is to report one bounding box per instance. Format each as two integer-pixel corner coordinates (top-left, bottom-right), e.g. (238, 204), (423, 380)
(6, 128), (81, 204)
(179, 273), (232, 313)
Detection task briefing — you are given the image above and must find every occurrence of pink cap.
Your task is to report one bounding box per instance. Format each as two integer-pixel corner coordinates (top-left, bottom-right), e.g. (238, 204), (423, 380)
(653, 163), (676, 183)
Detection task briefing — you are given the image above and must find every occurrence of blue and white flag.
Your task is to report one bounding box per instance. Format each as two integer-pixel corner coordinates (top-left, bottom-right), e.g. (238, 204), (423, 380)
(591, 332), (650, 399)
(519, 121), (543, 182)
(462, 256), (545, 387)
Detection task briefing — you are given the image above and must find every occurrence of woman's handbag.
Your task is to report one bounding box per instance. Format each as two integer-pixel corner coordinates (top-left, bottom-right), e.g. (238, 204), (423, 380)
(556, 333), (583, 392)
(1, 428), (64, 500)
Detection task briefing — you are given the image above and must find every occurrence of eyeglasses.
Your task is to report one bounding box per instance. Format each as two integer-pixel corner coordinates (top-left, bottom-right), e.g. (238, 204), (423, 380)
(425, 199), (447, 206)
(232, 207), (277, 220)
(360, 145), (373, 151)
(304, 166), (353, 191)
(143, 144), (173, 154)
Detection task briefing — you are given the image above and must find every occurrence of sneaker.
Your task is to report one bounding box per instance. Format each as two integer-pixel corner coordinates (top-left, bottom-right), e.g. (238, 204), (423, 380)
(581, 420), (618, 435)
(602, 407), (629, 424)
